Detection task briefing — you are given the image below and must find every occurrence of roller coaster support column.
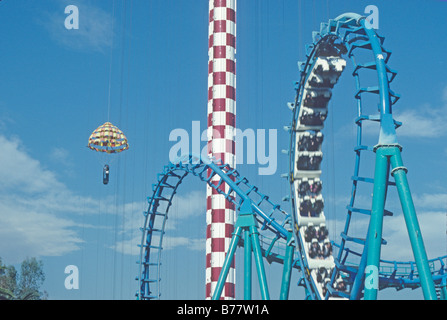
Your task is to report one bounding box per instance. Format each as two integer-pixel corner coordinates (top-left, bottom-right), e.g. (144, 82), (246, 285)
(280, 222), (294, 300)
(365, 145), (437, 300)
(440, 277), (447, 300)
(212, 200), (270, 300)
(364, 146), (389, 300)
(389, 146), (437, 300)
(244, 229), (252, 300)
(350, 238), (369, 300)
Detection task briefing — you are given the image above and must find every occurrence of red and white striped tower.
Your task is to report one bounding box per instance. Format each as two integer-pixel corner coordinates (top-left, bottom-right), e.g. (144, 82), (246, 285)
(206, 0), (237, 300)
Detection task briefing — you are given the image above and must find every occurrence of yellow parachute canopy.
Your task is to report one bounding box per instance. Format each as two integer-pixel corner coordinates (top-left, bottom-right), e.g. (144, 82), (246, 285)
(88, 122), (129, 154)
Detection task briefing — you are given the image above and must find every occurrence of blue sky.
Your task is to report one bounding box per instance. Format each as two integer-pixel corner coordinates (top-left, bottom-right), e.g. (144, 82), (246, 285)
(0, 0), (446, 300)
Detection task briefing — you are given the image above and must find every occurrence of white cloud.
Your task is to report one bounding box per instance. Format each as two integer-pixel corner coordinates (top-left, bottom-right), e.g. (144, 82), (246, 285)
(162, 236), (205, 251)
(357, 85), (447, 139)
(50, 147), (71, 164)
(393, 105), (447, 138)
(0, 134), (144, 264)
(0, 199), (83, 262)
(113, 234), (205, 257)
(382, 210), (446, 261)
(0, 133), (207, 262)
(0, 135), (86, 263)
(0, 135), (102, 216)
(413, 193), (447, 210)
(392, 84), (447, 138)
(164, 190), (206, 229)
(0, 135), (66, 194)
(49, 146), (77, 178)
(0, 104), (14, 132)
(112, 190), (207, 256)
(40, 0), (115, 53)
(357, 104), (447, 139)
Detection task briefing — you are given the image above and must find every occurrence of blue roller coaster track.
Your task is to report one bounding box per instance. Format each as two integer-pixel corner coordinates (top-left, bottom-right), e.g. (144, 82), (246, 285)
(137, 12), (447, 300)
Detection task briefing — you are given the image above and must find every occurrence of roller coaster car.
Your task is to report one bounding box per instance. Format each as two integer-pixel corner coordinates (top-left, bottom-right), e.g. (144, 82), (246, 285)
(298, 178), (323, 197)
(299, 197), (324, 218)
(317, 224), (329, 241)
(298, 179), (311, 195)
(308, 73), (339, 89)
(304, 224), (317, 242)
(298, 132), (324, 152)
(301, 111), (327, 126)
(309, 239), (322, 258)
(303, 90), (332, 108)
(309, 179), (323, 193)
(296, 152), (323, 171)
(322, 239), (332, 258)
(317, 267), (329, 283)
(313, 196), (324, 212)
(103, 164), (110, 185)
(315, 39), (347, 57)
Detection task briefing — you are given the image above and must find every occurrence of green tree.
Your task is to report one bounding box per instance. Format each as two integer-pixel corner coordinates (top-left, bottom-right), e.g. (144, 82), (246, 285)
(0, 257), (48, 300)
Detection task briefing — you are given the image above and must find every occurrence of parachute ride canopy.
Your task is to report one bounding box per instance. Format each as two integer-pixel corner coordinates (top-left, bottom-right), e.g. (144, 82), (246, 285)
(88, 122), (129, 185)
(88, 122), (129, 154)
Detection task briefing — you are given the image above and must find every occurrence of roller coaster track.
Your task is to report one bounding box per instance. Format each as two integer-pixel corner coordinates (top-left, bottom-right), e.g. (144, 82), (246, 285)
(286, 12), (446, 300)
(137, 154), (294, 300)
(138, 12), (447, 300)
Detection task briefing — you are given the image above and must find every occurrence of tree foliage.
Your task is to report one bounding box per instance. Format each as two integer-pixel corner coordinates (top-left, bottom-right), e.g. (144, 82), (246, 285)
(0, 257), (48, 300)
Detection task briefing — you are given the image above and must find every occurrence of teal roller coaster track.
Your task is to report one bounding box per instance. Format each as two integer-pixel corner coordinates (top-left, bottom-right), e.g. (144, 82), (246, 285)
(137, 12), (447, 300)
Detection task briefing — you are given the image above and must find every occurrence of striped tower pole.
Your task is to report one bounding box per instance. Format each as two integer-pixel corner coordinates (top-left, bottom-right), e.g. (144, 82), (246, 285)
(206, 0), (237, 300)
